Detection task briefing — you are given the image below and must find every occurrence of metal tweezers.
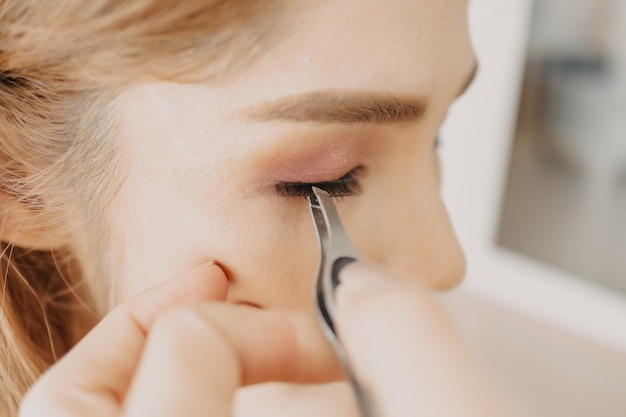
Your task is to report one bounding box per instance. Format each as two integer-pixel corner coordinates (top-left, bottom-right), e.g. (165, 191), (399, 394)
(307, 187), (377, 417)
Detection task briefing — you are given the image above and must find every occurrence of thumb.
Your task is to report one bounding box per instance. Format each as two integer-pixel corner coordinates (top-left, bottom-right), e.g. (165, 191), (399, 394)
(334, 262), (496, 417)
(20, 262), (228, 417)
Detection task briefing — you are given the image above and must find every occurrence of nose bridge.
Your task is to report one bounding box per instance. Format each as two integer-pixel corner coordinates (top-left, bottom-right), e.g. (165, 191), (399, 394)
(377, 175), (427, 259)
(350, 166), (465, 290)
(354, 166), (425, 262)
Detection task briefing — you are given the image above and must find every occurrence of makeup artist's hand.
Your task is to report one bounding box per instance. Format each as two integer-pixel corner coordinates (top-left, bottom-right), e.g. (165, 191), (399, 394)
(333, 262), (518, 417)
(21, 261), (516, 417)
(19, 262), (342, 417)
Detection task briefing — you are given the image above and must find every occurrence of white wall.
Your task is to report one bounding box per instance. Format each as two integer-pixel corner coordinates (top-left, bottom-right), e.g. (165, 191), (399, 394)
(436, 6), (626, 414)
(439, 0), (626, 354)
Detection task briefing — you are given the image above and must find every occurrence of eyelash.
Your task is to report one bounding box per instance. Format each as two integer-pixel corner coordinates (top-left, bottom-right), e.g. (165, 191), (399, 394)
(275, 165), (365, 198)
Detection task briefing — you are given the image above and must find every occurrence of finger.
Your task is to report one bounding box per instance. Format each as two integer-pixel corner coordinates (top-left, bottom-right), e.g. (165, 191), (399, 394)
(123, 304), (343, 417)
(20, 262), (228, 417)
(335, 262), (496, 417)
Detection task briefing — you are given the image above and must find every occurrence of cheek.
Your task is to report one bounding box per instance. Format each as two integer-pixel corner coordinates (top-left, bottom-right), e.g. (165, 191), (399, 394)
(114, 191), (322, 309)
(200, 199), (321, 310)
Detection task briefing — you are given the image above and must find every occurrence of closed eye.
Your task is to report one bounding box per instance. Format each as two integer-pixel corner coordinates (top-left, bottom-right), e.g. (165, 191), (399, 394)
(274, 165), (365, 198)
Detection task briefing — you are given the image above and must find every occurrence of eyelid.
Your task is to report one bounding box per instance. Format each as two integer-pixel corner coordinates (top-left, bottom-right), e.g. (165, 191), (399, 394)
(275, 165), (365, 198)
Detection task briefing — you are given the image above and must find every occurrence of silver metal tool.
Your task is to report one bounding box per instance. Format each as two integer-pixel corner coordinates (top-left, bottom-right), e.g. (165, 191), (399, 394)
(307, 186), (377, 417)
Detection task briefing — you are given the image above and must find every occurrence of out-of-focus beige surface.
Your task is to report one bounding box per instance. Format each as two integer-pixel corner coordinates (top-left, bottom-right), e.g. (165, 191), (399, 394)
(440, 290), (626, 417)
(497, 0), (626, 295)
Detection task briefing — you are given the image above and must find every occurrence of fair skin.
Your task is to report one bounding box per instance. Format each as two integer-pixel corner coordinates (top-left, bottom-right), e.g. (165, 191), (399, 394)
(20, 0), (510, 416)
(110, 0), (472, 303)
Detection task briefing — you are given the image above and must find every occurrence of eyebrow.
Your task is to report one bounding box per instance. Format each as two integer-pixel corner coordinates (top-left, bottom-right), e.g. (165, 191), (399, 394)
(243, 90), (427, 125)
(242, 62), (478, 125)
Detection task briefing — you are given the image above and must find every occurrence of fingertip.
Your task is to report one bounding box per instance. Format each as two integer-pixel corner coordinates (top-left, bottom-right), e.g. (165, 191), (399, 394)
(183, 261), (229, 300)
(124, 261), (229, 331)
(335, 261), (400, 313)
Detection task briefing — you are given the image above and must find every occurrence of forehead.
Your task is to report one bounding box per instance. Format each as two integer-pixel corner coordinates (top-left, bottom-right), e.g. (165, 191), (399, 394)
(116, 0), (473, 136)
(231, 0), (472, 100)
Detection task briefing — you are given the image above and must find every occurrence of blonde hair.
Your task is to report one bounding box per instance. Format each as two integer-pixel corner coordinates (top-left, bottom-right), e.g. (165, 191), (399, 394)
(0, 1), (277, 414)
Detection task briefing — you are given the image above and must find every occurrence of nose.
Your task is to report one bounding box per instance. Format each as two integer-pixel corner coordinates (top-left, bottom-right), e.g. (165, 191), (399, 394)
(343, 155), (466, 291)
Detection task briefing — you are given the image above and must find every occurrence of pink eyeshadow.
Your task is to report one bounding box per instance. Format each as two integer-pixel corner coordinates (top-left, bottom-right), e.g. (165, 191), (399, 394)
(258, 133), (372, 184)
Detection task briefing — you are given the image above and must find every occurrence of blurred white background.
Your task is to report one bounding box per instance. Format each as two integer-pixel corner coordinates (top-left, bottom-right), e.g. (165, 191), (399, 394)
(438, 0), (626, 416)
(498, 0), (626, 295)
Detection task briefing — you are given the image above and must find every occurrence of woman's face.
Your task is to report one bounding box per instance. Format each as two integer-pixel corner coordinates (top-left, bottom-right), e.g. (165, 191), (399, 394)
(111, 0), (474, 309)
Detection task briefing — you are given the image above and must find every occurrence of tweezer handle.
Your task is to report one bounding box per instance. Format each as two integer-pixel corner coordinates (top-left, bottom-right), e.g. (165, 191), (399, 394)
(308, 187), (379, 417)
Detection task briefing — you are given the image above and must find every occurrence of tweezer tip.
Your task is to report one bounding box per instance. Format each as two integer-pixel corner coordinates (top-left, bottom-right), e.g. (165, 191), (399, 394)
(308, 187), (323, 208)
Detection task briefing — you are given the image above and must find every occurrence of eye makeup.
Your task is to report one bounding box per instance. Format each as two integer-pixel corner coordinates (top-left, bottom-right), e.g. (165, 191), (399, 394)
(275, 165), (365, 198)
